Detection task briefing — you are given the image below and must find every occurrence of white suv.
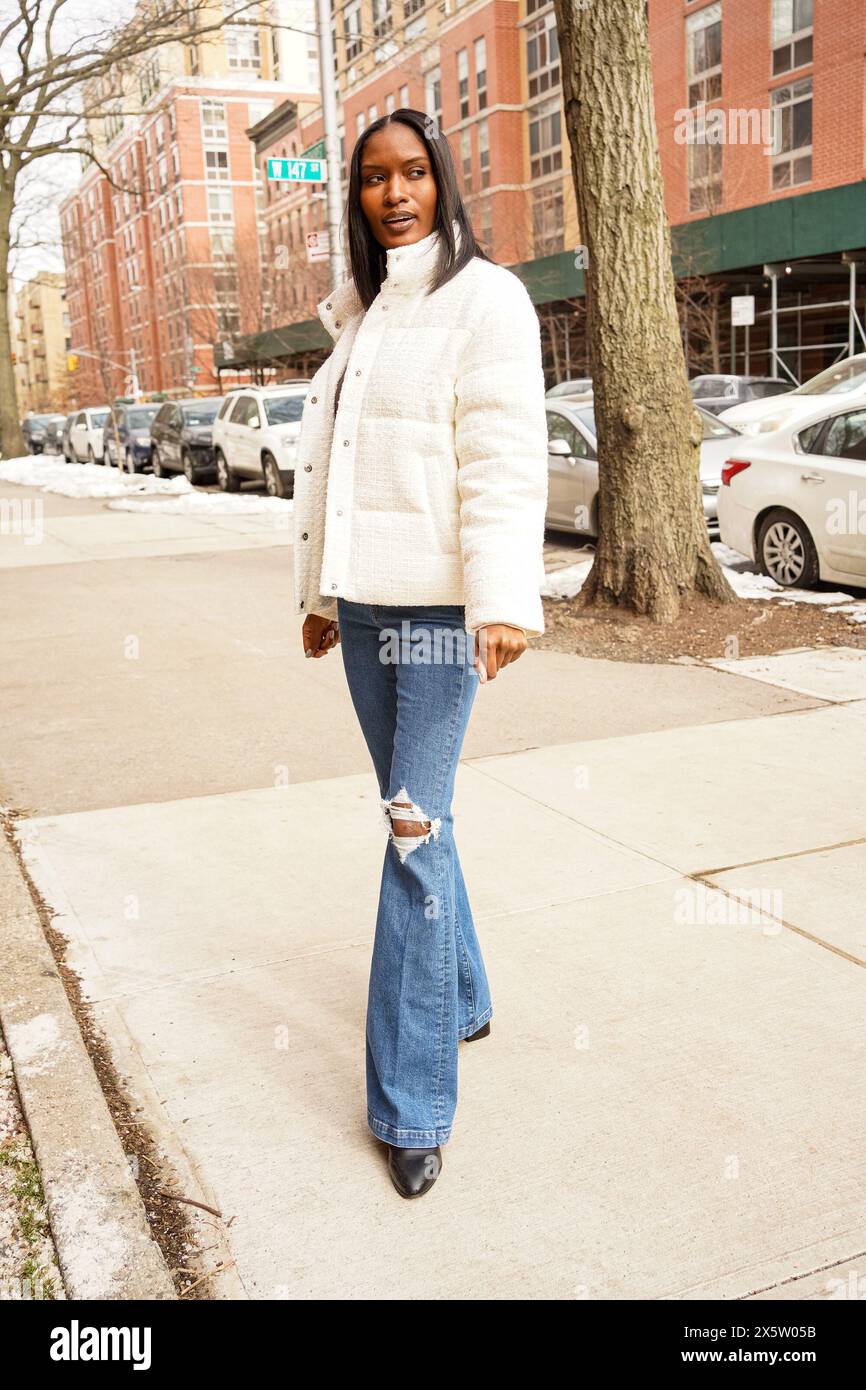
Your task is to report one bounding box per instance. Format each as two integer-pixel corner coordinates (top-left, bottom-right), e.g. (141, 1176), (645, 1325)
(68, 406), (111, 463)
(211, 382), (310, 497)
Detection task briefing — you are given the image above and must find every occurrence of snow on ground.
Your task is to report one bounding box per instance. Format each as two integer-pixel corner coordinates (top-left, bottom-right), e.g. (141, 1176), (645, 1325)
(106, 490), (291, 516)
(0, 454), (192, 500)
(540, 543), (866, 626)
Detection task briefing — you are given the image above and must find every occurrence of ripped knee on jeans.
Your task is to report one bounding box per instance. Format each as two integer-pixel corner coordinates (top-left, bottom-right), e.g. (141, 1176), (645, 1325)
(380, 785), (442, 863)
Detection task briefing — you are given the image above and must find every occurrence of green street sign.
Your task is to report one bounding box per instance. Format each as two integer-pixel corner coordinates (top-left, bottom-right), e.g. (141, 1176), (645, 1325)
(267, 157), (327, 183)
(301, 140), (325, 161)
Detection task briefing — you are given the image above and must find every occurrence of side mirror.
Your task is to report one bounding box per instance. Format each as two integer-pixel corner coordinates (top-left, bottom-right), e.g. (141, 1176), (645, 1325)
(250, 418), (261, 430)
(547, 438), (572, 457)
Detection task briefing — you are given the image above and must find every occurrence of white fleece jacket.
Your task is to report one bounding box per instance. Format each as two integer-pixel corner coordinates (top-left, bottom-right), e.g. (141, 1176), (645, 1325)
(292, 217), (549, 637)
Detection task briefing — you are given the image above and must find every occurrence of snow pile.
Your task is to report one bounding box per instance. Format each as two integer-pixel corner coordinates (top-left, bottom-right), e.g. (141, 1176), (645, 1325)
(106, 490), (292, 516)
(538, 543), (866, 626)
(0, 454), (192, 500)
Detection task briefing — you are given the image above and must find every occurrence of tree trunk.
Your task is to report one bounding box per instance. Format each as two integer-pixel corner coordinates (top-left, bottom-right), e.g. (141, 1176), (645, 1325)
(0, 180), (26, 460)
(556, 0), (734, 620)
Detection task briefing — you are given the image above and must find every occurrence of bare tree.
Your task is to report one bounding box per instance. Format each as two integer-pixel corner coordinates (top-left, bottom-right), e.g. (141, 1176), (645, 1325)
(554, 0), (733, 621)
(0, 0), (296, 458)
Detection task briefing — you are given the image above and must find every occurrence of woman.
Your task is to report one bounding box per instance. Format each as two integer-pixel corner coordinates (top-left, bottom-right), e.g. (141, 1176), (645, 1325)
(292, 109), (548, 1199)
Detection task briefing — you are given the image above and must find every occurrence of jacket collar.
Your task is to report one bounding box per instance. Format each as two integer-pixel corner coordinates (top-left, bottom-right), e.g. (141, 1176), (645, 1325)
(317, 217), (462, 343)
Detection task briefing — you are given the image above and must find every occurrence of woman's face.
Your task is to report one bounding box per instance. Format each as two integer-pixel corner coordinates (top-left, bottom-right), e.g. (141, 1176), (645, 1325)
(359, 123), (438, 249)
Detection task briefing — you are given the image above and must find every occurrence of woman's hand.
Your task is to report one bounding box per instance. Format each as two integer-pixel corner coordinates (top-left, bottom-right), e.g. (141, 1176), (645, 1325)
(303, 613), (340, 658)
(474, 624), (527, 682)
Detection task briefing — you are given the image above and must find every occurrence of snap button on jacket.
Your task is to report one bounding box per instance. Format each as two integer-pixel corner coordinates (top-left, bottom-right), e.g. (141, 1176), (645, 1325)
(292, 218), (549, 636)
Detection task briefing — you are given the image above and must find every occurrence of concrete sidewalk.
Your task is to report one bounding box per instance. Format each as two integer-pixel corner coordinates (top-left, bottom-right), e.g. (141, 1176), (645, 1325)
(12, 681), (866, 1299)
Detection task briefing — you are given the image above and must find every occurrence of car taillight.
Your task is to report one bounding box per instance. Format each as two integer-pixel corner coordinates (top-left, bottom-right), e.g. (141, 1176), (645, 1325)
(721, 459), (752, 486)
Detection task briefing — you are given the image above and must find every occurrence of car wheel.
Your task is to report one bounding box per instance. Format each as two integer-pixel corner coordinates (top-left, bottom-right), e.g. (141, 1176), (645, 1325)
(757, 509), (819, 589)
(261, 452), (287, 498)
(151, 447), (167, 479)
(124, 448), (137, 474)
(215, 450), (239, 492)
(182, 449), (198, 485)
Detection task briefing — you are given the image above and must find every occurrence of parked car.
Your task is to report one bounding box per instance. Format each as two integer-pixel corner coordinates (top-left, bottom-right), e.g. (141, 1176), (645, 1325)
(68, 406), (111, 463)
(718, 352), (866, 436)
(42, 416), (68, 454)
(546, 378), (593, 399)
(717, 402), (866, 590)
(61, 412), (77, 461)
(212, 383), (309, 497)
(544, 398), (742, 537)
(21, 413), (67, 454)
(689, 374), (788, 416)
(104, 403), (161, 472)
(150, 397), (224, 482)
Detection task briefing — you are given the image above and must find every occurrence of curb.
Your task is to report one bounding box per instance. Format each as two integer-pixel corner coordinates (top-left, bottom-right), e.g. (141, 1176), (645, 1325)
(0, 829), (176, 1300)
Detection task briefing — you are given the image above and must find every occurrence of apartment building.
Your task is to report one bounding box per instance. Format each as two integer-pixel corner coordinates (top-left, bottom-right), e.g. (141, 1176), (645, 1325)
(10, 272), (71, 415)
(224, 0), (866, 388)
(60, 0), (317, 400)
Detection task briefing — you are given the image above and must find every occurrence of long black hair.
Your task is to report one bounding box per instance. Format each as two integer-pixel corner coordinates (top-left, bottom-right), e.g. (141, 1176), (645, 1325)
(345, 108), (494, 310)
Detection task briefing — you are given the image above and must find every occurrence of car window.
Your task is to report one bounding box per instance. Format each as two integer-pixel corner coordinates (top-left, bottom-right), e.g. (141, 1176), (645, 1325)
(547, 411), (584, 458)
(698, 408), (739, 439)
(821, 409), (866, 461)
(127, 407), (159, 428)
(793, 359), (866, 396)
(217, 394), (238, 420)
(91, 410), (109, 427)
(169, 406), (183, 429)
(181, 399), (222, 426)
(690, 378), (725, 399)
(230, 395), (258, 427)
(746, 381), (789, 399)
(75, 412), (86, 425)
(263, 394), (305, 425)
(796, 420), (826, 454)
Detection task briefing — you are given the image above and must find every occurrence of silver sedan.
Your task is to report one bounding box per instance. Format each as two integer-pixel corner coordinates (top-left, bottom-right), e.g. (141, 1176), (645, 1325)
(544, 398), (743, 537)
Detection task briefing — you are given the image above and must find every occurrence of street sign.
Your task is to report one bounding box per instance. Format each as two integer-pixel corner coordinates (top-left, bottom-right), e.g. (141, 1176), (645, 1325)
(306, 229), (330, 264)
(731, 295), (755, 327)
(301, 140), (325, 161)
(267, 157), (328, 183)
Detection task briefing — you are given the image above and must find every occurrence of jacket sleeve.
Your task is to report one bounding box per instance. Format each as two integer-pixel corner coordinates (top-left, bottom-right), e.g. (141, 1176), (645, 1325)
(454, 270), (549, 638)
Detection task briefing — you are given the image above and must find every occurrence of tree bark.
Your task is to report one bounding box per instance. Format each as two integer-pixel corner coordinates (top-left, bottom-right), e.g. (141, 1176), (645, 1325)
(0, 179), (26, 459)
(556, 0), (734, 620)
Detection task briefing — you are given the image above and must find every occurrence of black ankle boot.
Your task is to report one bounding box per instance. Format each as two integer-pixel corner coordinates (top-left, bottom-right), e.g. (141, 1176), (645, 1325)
(463, 1019), (491, 1042)
(387, 1144), (442, 1198)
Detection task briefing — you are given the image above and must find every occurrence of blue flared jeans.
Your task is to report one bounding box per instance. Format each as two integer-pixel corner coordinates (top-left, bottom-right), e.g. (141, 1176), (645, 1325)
(336, 599), (493, 1148)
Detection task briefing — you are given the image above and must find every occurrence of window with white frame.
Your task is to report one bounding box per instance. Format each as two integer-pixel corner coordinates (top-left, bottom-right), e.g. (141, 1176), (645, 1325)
(461, 127), (472, 192)
(373, 0), (392, 40)
(687, 109), (723, 211)
(201, 101), (227, 144)
(771, 76), (812, 188)
(527, 11), (560, 100)
(531, 182), (564, 257)
(457, 49), (469, 120)
(206, 148), (230, 180)
(345, 1), (362, 63)
(226, 22), (261, 70)
(399, 85), (408, 105)
(478, 117), (489, 188)
(475, 36), (487, 110)
(772, 0), (812, 75)
(528, 97), (562, 179)
(686, 2), (722, 107)
(207, 187), (234, 224)
(425, 65), (441, 125)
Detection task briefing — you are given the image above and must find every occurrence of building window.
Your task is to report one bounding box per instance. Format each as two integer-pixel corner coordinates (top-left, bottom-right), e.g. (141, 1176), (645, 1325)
(686, 2), (722, 107)
(206, 148), (230, 180)
(385, 91), (395, 113)
(527, 12), (560, 99)
(356, 110), (365, 138)
(403, 0), (424, 19)
(345, 1), (362, 62)
(771, 76), (812, 188)
(478, 117), (490, 188)
(475, 36), (487, 110)
(207, 187), (235, 224)
(461, 128), (472, 193)
(201, 100), (227, 144)
(771, 0), (812, 75)
(373, 0), (392, 40)
(687, 110), (723, 211)
(528, 97), (562, 179)
(425, 65), (441, 125)
(531, 183), (564, 257)
(457, 49), (469, 120)
(226, 22), (261, 71)
(399, 85), (408, 106)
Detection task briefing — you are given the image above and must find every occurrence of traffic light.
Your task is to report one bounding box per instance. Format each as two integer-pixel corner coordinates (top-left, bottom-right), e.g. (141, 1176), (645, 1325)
(67, 353), (78, 372)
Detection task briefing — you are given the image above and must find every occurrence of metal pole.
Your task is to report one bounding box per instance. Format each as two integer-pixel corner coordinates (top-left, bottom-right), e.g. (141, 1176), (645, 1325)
(769, 269), (778, 377)
(317, 0), (346, 289)
(745, 322), (750, 374)
(850, 260), (856, 357)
